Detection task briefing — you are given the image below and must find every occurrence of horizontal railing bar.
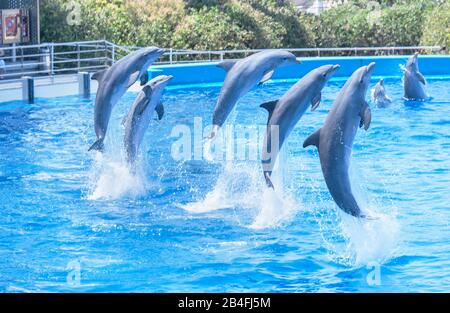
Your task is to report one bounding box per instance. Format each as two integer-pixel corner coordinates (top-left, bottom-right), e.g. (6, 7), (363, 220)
(0, 65), (108, 78)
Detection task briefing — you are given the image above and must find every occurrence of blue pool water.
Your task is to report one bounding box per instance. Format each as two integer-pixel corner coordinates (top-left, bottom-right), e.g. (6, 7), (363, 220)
(0, 76), (449, 292)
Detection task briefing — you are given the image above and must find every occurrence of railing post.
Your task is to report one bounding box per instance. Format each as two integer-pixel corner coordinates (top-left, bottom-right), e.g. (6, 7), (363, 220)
(169, 48), (173, 64)
(78, 72), (91, 98)
(22, 76), (34, 103)
(20, 47), (24, 77)
(77, 44), (81, 71)
(50, 44), (55, 76)
(112, 45), (115, 64)
(104, 41), (108, 68)
(12, 43), (16, 63)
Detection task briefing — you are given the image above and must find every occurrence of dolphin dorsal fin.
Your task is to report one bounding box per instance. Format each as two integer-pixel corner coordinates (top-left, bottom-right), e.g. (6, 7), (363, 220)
(303, 128), (321, 148)
(217, 60), (236, 72)
(260, 100), (278, 123)
(155, 102), (164, 120)
(259, 69), (275, 86)
(91, 69), (108, 82)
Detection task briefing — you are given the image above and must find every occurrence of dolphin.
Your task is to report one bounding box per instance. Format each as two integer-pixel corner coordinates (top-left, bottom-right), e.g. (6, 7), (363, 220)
(403, 52), (429, 101)
(123, 75), (172, 165)
(89, 47), (165, 152)
(371, 79), (392, 107)
(260, 64), (340, 188)
(206, 50), (300, 139)
(303, 62), (375, 217)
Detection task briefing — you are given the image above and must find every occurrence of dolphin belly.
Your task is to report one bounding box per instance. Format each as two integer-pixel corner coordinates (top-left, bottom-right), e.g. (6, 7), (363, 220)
(404, 73), (428, 101)
(321, 158), (362, 217)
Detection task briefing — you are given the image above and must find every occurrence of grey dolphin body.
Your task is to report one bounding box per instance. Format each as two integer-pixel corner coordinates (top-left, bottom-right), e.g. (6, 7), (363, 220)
(372, 79), (392, 108)
(260, 64), (340, 188)
(207, 50), (300, 139)
(303, 63), (375, 217)
(403, 53), (428, 101)
(123, 75), (173, 165)
(89, 47), (165, 151)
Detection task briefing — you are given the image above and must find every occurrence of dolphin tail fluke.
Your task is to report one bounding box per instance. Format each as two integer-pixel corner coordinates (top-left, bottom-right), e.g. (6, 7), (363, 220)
(88, 139), (104, 152)
(264, 171), (274, 189)
(303, 128), (321, 148)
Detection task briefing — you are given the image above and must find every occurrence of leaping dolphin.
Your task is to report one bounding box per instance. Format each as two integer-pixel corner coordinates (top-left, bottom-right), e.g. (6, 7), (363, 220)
(206, 50), (300, 139)
(89, 47), (165, 152)
(403, 52), (429, 101)
(123, 75), (173, 165)
(260, 64), (340, 188)
(371, 79), (392, 107)
(303, 63), (375, 217)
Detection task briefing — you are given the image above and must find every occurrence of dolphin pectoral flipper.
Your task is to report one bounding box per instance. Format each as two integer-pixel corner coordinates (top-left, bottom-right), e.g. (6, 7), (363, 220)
(311, 93), (321, 111)
(91, 69), (108, 82)
(303, 128), (321, 148)
(416, 72), (426, 85)
(155, 102), (164, 120)
(359, 102), (371, 130)
(217, 60), (237, 72)
(259, 70), (275, 86)
(260, 100), (278, 124)
(127, 71), (141, 88)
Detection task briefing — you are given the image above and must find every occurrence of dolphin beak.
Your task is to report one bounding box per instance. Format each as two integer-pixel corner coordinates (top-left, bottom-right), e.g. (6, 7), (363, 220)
(366, 62), (376, 74)
(326, 64), (340, 77)
(159, 75), (173, 84)
(157, 48), (166, 55)
(295, 58), (301, 64)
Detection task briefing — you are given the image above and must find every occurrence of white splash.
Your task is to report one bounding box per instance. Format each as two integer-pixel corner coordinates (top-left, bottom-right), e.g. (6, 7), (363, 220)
(182, 147), (300, 229)
(339, 210), (400, 266)
(87, 152), (150, 200)
(318, 159), (400, 267)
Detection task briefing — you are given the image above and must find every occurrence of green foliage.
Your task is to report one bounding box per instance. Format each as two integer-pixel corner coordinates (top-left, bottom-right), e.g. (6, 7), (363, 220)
(309, 1), (438, 48)
(421, 0), (450, 48)
(39, 0), (446, 52)
(310, 4), (377, 48)
(172, 6), (247, 50)
(374, 1), (436, 46)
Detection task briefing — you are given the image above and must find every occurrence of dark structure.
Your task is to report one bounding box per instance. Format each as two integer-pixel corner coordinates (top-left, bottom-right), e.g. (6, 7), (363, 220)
(0, 0), (40, 46)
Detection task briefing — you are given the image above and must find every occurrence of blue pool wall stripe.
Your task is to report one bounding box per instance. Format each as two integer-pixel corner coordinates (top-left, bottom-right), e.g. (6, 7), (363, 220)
(149, 55), (450, 86)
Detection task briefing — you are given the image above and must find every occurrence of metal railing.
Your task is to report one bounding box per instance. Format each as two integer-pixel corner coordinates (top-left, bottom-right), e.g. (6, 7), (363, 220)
(0, 40), (132, 82)
(158, 45), (444, 63)
(0, 40), (444, 83)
